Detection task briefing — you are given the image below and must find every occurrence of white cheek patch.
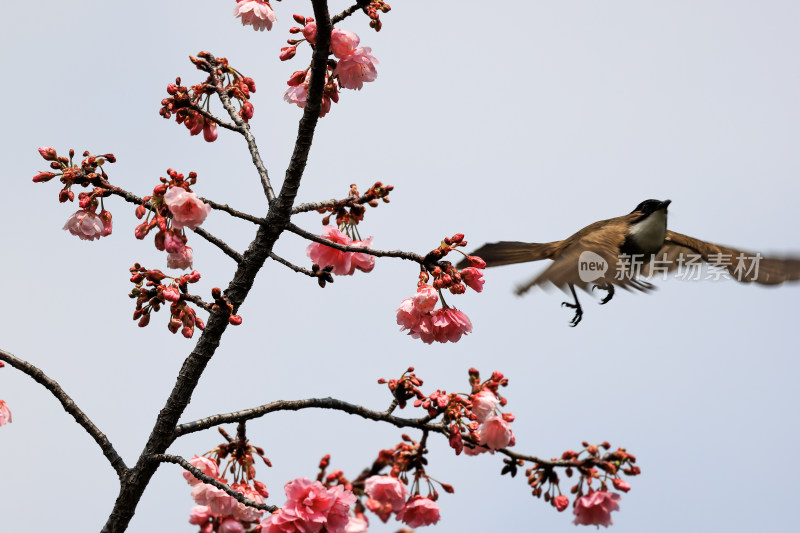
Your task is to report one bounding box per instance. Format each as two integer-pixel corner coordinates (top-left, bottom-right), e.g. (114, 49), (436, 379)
(629, 209), (667, 251)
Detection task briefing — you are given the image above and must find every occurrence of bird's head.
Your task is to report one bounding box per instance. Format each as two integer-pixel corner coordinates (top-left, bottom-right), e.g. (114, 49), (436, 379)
(631, 199), (671, 215)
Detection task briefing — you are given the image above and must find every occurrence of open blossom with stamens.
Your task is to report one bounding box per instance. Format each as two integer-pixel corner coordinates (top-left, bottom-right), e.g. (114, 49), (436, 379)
(334, 48), (379, 90)
(0, 400), (11, 426)
(233, 0), (276, 31)
(63, 210), (107, 241)
(163, 187), (211, 230)
(397, 286), (472, 344)
(395, 496), (441, 528)
(572, 491), (621, 527)
(306, 226), (375, 276)
(364, 475), (409, 523)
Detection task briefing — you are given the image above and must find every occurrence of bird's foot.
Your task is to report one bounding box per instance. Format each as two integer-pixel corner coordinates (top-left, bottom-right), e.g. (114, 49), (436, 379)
(592, 283), (615, 305)
(561, 300), (583, 327)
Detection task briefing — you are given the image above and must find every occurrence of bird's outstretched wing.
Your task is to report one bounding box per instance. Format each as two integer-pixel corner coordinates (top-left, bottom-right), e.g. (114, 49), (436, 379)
(647, 231), (800, 285)
(455, 241), (560, 268)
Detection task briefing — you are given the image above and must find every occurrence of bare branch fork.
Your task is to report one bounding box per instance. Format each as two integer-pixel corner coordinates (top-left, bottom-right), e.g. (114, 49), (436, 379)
(0, 348), (128, 478)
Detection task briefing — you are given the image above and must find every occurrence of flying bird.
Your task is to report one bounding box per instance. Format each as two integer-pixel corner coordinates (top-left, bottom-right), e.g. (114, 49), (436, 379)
(458, 199), (800, 326)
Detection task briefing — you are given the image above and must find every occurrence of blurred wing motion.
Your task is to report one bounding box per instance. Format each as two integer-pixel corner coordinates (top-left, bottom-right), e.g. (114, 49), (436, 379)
(646, 231), (800, 285)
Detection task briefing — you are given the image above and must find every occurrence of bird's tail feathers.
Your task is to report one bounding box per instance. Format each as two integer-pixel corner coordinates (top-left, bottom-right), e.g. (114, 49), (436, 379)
(458, 241), (559, 269)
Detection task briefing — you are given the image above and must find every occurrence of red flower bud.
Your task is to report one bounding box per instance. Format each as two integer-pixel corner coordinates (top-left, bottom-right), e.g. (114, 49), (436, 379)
(229, 314), (243, 326)
(279, 46), (297, 61)
(292, 14), (306, 24)
(554, 495), (569, 512)
(612, 478), (631, 492)
(32, 171), (57, 183)
(38, 146), (58, 161)
(135, 204), (147, 219)
(468, 255), (487, 269)
(138, 314), (151, 327)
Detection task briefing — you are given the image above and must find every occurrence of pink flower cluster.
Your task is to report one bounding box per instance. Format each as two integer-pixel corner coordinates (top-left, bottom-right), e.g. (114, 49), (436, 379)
(234, 0), (276, 32)
(396, 285), (473, 344)
(463, 390), (515, 455)
(363, 476), (440, 527)
(184, 455), (267, 532)
(572, 490), (621, 527)
(306, 226), (375, 276)
(0, 400), (11, 426)
(63, 209), (112, 241)
(259, 478), (355, 533)
(282, 17), (379, 116)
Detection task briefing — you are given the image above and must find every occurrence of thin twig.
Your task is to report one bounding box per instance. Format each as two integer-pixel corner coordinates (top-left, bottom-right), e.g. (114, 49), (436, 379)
(332, 0), (370, 24)
(0, 348), (128, 478)
(268, 252), (316, 277)
(287, 222), (425, 263)
(191, 106), (240, 132)
(213, 77), (275, 203)
(182, 293), (213, 312)
(199, 198), (265, 224)
(193, 227), (243, 263)
(290, 192), (381, 215)
(151, 454), (276, 513)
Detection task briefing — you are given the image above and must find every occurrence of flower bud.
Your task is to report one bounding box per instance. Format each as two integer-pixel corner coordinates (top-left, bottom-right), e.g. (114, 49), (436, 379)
(38, 146), (58, 161)
(32, 171), (57, 183)
(229, 314), (243, 326)
(554, 495), (569, 512)
(279, 46), (297, 61)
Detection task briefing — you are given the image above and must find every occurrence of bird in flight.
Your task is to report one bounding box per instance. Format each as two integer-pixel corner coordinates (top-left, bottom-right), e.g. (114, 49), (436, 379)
(458, 199), (800, 326)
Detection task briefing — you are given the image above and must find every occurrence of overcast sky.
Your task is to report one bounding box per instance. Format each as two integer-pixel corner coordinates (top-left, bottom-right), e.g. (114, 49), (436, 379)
(1, 1), (799, 532)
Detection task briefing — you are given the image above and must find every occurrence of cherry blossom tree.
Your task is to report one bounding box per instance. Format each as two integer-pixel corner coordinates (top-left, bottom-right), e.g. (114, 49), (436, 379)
(2, 1), (800, 533)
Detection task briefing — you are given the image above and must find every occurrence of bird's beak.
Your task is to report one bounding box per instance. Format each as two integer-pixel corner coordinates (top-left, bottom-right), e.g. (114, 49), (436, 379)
(660, 199), (672, 210)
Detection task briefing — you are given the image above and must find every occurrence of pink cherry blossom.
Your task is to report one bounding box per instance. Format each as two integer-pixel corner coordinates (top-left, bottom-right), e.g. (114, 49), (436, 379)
(461, 267), (485, 292)
(306, 226), (375, 276)
(395, 496), (440, 528)
(478, 415), (514, 450)
(413, 285), (438, 313)
(284, 84), (309, 108)
(334, 48), (379, 90)
(183, 456), (219, 485)
(0, 400), (11, 426)
(164, 230), (186, 253)
(463, 444), (491, 456)
(470, 390), (499, 422)
(219, 518), (245, 533)
(396, 298), (420, 330)
(188, 505), (212, 525)
(63, 210), (107, 241)
(430, 307), (472, 343)
(302, 21), (317, 45)
(167, 246), (194, 270)
(204, 486), (238, 516)
(163, 187), (212, 230)
(233, 0), (276, 32)
(260, 478), (356, 533)
(331, 29), (360, 59)
(364, 475), (408, 523)
(572, 491), (621, 527)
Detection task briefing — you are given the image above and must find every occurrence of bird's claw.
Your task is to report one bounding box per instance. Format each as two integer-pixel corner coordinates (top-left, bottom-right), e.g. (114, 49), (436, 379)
(561, 301), (583, 327)
(592, 283), (615, 305)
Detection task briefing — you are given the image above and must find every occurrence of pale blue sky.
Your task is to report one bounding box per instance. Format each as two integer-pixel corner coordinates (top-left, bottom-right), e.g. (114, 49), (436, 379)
(1, 1), (799, 532)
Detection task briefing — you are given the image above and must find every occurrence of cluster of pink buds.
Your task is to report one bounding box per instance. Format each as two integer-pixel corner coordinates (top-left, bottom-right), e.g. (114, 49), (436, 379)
(33, 147), (116, 241)
(317, 182), (393, 227)
(186, 427), (271, 533)
(129, 264), (205, 338)
(396, 235), (486, 344)
(159, 53), (256, 141)
(233, 0), (276, 32)
(282, 15), (380, 117)
(210, 287), (243, 326)
(525, 441), (639, 527)
(361, 0), (392, 31)
(135, 169), (212, 270)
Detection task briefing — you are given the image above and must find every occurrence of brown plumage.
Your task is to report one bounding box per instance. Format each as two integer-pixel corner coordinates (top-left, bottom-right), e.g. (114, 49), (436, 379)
(458, 199), (800, 325)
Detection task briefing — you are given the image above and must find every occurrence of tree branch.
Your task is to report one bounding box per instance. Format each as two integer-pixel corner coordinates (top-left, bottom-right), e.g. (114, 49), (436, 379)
(194, 227), (244, 263)
(268, 252), (316, 277)
(151, 454), (277, 513)
(212, 73), (275, 203)
(332, 0), (371, 24)
(191, 106), (240, 133)
(290, 191), (382, 215)
(174, 397), (445, 438)
(199, 197), (265, 225)
(287, 222), (425, 263)
(0, 348), (128, 478)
